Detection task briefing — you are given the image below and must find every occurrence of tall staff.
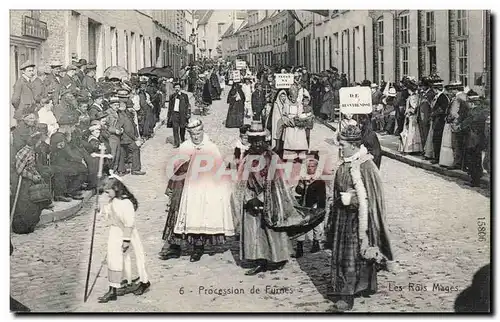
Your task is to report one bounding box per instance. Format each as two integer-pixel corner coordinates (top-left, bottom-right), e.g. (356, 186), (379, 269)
(84, 145), (113, 302)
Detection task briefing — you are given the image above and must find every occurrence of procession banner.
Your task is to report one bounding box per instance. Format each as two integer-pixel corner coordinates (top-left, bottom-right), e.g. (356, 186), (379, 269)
(275, 73), (295, 89)
(339, 87), (373, 114)
(235, 60), (246, 70)
(232, 70), (241, 83)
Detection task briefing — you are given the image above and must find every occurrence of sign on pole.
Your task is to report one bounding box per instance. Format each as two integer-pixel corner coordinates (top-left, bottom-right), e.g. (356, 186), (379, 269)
(235, 60), (246, 70)
(275, 73), (295, 89)
(339, 87), (373, 114)
(232, 70), (241, 83)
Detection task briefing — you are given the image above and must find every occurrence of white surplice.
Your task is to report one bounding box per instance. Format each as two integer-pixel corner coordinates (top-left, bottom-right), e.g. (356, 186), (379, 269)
(174, 134), (235, 236)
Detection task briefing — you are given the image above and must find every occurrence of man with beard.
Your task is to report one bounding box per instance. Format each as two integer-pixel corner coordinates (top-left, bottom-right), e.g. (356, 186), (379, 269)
(327, 124), (393, 311)
(160, 119), (234, 262)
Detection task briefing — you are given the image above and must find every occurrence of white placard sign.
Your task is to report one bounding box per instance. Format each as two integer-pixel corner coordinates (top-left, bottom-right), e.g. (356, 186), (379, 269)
(339, 87), (373, 114)
(275, 73), (295, 89)
(235, 60), (246, 70)
(232, 70), (241, 83)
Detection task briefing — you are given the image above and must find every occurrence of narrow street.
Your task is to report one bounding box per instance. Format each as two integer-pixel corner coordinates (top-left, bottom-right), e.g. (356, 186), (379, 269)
(10, 90), (490, 312)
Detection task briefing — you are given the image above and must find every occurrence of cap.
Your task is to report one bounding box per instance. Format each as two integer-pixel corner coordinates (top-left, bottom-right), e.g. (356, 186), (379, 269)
(20, 61), (35, 70)
(109, 97), (121, 104)
(91, 90), (104, 99)
(66, 65), (78, 71)
(76, 59), (87, 67)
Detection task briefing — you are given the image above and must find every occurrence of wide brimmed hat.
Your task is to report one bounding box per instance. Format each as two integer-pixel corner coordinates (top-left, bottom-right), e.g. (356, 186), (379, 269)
(247, 121), (267, 137)
(186, 119), (204, 132)
(109, 97), (121, 104)
(94, 111), (107, 120)
(49, 61), (63, 68)
(339, 124), (362, 142)
(75, 59), (87, 67)
(444, 81), (464, 91)
(419, 77), (432, 87)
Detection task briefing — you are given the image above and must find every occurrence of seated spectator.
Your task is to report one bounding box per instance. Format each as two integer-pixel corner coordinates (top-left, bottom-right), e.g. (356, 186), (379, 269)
(11, 130), (48, 234)
(12, 112), (37, 153)
(49, 131), (87, 202)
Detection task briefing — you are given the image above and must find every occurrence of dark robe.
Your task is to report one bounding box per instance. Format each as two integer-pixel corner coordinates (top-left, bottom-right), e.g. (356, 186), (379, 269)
(236, 149), (326, 263)
(225, 86), (245, 128)
(328, 155), (393, 298)
(418, 94), (432, 147)
(138, 90), (156, 138)
(209, 72), (221, 100)
(202, 80), (213, 105)
(431, 92), (450, 160)
(362, 128), (382, 169)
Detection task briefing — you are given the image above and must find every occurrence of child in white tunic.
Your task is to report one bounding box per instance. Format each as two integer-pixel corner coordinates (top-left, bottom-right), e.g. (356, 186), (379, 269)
(98, 175), (150, 303)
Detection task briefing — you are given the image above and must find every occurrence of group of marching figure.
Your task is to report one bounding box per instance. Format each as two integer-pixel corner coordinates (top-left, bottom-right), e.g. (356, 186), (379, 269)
(97, 114), (392, 311)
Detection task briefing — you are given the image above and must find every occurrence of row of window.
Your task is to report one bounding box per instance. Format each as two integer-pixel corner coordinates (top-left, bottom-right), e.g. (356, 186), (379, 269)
(375, 10), (468, 48)
(375, 10), (469, 84)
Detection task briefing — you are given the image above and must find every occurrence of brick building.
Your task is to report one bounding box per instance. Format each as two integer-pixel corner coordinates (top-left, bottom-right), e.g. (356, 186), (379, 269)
(294, 10), (490, 95)
(10, 9), (190, 89)
(222, 10), (295, 70)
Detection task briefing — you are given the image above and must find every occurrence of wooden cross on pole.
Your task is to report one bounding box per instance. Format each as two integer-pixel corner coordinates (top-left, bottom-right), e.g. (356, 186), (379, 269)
(84, 144), (113, 302)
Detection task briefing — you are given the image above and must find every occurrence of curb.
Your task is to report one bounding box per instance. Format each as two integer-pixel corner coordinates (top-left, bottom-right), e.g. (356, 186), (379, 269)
(315, 117), (490, 188)
(36, 191), (94, 228)
(381, 147), (490, 188)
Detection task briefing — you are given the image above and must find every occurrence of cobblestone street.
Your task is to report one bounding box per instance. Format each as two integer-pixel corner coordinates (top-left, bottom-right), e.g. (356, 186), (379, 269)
(10, 90), (490, 313)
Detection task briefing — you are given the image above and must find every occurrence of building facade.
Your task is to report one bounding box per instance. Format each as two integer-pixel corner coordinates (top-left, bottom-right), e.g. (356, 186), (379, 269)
(293, 10), (490, 95)
(10, 9), (191, 89)
(222, 10), (294, 70)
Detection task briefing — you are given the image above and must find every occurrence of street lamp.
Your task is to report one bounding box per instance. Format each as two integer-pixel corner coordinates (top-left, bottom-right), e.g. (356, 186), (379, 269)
(189, 28), (197, 63)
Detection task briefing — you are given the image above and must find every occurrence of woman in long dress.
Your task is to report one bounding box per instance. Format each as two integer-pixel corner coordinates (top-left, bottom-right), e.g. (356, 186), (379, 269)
(225, 83), (246, 128)
(398, 82), (423, 154)
(267, 89), (289, 153)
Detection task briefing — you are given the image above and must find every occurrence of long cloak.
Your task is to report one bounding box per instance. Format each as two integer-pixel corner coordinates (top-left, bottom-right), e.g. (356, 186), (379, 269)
(235, 149), (326, 263)
(328, 154), (393, 296)
(225, 86), (245, 128)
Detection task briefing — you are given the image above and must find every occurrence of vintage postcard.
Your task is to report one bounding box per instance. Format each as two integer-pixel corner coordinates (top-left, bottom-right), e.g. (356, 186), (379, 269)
(9, 9), (491, 313)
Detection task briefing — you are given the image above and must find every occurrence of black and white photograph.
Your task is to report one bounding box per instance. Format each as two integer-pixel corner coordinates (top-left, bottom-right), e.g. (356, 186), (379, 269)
(8, 8), (491, 313)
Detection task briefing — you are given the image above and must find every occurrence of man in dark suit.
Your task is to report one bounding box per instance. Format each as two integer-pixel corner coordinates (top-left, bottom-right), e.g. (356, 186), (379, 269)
(251, 82), (267, 123)
(167, 83), (191, 148)
(117, 101), (146, 176)
(11, 61), (36, 120)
